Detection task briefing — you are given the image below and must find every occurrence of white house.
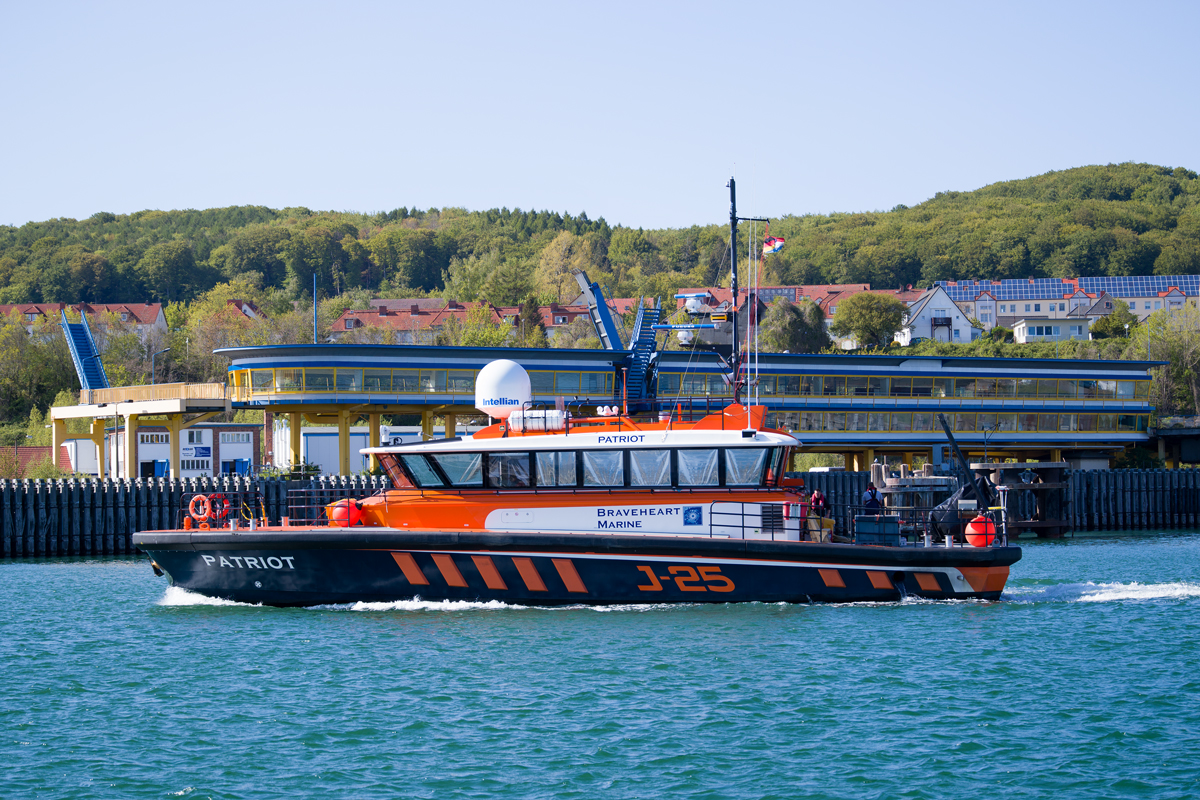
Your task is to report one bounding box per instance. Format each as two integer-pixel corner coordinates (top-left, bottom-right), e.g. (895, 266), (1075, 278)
(897, 286), (976, 345)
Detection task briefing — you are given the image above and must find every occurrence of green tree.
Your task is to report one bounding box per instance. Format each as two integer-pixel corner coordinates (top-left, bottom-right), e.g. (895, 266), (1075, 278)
(138, 241), (196, 302)
(759, 298), (831, 353)
(1089, 299), (1140, 339)
(517, 295), (548, 348)
(829, 292), (909, 348)
(480, 258), (534, 305)
(210, 227), (291, 285)
(437, 304), (512, 347)
(442, 249), (499, 303)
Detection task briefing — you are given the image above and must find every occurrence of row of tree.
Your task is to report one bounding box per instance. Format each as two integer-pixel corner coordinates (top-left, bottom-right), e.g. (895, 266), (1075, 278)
(3, 163), (1198, 311)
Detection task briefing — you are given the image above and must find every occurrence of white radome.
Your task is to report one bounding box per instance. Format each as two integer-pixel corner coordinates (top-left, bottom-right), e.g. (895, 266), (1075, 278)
(474, 359), (532, 420)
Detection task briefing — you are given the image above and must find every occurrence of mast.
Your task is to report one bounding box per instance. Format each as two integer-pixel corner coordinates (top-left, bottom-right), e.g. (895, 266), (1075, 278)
(728, 177), (740, 400)
(729, 178), (767, 405)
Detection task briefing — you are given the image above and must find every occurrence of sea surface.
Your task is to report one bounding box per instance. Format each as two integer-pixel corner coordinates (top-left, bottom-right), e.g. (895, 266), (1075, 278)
(3, 533), (1200, 800)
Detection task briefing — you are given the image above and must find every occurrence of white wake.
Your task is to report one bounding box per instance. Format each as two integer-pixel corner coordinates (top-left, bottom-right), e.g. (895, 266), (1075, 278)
(157, 586), (261, 607)
(1004, 581), (1200, 603)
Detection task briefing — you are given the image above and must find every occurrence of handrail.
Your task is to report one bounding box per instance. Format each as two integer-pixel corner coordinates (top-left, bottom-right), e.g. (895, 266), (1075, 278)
(83, 382), (229, 404)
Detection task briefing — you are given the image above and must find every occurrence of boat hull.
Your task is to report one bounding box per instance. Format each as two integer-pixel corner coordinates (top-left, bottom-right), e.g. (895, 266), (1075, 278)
(135, 528), (1022, 606)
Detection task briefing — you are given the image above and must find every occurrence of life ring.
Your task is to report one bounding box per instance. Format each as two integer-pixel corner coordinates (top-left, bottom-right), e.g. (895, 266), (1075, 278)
(189, 494), (210, 521)
(208, 493), (229, 521)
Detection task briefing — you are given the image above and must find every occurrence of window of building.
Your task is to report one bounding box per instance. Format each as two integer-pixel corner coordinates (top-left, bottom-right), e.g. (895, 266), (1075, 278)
(953, 329), (960, 338)
(1155, 301), (1161, 309)
(139, 433), (168, 444)
(1025, 304), (1031, 312)
(1145, 302), (1152, 310)
(187, 430), (204, 444)
(1034, 304), (1041, 312)
(220, 432), (251, 444)
(121, 313), (129, 321)
(554, 315), (568, 324)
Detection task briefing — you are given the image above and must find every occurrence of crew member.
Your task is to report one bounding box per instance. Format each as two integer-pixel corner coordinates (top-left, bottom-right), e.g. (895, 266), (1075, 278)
(861, 482), (883, 511)
(809, 489), (829, 518)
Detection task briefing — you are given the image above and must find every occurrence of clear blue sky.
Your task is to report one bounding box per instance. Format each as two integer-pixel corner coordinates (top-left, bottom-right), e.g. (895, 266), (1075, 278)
(3, 0), (1197, 230)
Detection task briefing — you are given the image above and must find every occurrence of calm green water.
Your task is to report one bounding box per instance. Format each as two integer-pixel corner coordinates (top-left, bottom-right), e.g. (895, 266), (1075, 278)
(4, 534), (1200, 800)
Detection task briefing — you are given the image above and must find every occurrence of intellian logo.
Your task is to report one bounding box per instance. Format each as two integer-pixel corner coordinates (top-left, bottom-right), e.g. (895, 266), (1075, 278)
(481, 397), (521, 406)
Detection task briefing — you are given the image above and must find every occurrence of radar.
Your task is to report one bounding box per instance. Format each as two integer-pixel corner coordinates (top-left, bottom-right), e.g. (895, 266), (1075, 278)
(475, 360), (532, 420)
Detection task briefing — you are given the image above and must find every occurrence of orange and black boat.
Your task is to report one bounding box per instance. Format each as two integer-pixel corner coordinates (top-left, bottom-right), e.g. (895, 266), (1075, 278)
(134, 394), (1020, 606)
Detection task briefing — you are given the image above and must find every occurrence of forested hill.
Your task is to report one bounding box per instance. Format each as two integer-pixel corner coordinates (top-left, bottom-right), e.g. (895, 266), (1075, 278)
(1, 162), (1197, 309)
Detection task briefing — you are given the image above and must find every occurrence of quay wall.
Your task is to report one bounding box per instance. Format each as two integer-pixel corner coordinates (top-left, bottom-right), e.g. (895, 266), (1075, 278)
(0, 471), (1197, 558)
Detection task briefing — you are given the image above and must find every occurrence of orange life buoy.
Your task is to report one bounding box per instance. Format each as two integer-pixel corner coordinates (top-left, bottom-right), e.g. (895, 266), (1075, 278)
(208, 493), (229, 521)
(189, 494), (211, 521)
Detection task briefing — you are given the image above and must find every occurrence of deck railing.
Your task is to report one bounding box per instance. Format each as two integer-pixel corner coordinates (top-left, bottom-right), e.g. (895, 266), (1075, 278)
(83, 382), (229, 404)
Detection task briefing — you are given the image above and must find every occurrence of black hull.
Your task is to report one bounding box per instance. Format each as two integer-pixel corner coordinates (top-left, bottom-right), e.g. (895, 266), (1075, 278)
(134, 529), (1022, 606)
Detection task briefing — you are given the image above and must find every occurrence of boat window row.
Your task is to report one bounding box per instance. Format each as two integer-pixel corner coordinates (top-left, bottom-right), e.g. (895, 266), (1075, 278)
(379, 447), (788, 491)
(766, 411), (1150, 434)
(231, 368), (613, 396)
(659, 373), (1150, 400)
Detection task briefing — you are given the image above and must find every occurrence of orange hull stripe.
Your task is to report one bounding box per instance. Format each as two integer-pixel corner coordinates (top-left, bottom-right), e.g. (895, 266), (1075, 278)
(392, 552), (429, 585)
(818, 568), (845, 588)
(915, 572), (941, 591)
(432, 554), (468, 587)
(471, 555), (508, 590)
(958, 566), (1010, 593)
(866, 570), (892, 590)
(552, 559), (588, 594)
(512, 557), (548, 592)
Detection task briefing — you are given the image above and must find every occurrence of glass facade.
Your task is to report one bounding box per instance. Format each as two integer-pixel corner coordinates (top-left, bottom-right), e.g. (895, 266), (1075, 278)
(659, 373), (1150, 400)
(233, 368), (614, 397)
(766, 411), (1149, 433)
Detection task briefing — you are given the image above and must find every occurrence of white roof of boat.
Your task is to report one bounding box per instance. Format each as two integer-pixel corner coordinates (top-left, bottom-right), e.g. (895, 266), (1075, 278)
(362, 427), (800, 454)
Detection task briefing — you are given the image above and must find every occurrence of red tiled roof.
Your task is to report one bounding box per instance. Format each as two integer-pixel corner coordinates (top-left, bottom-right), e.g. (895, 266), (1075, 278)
(0, 303), (163, 325)
(334, 301), (510, 332)
(338, 298), (641, 333)
(1, 446), (65, 475)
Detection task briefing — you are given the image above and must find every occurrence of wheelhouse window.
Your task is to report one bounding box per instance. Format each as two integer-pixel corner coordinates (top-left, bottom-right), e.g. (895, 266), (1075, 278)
(677, 449), (718, 486)
(629, 449), (671, 486)
(401, 455), (444, 487)
(582, 451), (623, 487)
(430, 453), (482, 486)
(488, 453), (530, 488)
(379, 454), (414, 489)
(536, 452), (577, 487)
(725, 448), (767, 486)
